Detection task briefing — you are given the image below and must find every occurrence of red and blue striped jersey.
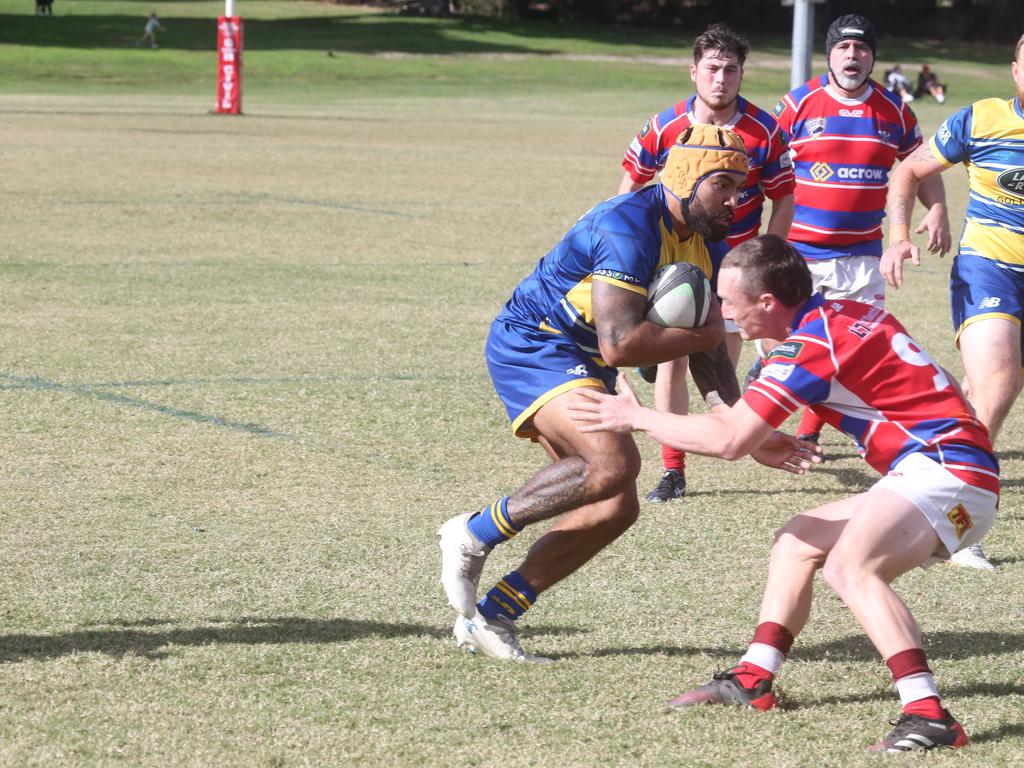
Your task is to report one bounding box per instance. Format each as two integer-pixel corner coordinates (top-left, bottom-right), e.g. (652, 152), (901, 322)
(622, 95), (795, 248)
(745, 295), (998, 493)
(774, 76), (922, 259)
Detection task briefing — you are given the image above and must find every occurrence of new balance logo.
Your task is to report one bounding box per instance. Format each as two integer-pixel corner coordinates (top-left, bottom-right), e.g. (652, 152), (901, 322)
(978, 297), (1002, 310)
(566, 365), (590, 376)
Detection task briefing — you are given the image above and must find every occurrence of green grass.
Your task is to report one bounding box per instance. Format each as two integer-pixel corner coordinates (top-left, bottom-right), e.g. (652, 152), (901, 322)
(0, 0), (1017, 99)
(1, 3), (1022, 766)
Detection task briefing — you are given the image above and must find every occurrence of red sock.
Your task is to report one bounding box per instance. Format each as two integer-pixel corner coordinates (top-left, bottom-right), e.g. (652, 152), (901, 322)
(731, 661), (773, 688)
(751, 621), (795, 654)
(797, 409), (825, 438)
(661, 444), (686, 474)
(904, 696), (946, 720)
(888, 648), (947, 719)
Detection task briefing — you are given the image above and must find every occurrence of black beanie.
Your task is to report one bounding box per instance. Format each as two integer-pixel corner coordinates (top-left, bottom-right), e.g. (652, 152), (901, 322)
(826, 14), (876, 57)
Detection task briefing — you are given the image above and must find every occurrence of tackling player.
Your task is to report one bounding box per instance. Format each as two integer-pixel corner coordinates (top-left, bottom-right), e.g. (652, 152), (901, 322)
(619, 23), (795, 503)
(879, 32), (1024, 571)
(569, 234), (998, 753)
(437, 126), (818, 662)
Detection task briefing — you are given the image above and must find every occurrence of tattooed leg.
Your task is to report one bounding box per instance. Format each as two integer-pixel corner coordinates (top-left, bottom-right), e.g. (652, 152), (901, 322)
(508, 387), (644, 594)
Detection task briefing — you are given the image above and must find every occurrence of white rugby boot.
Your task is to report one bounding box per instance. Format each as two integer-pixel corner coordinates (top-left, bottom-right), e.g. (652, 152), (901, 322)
(438, 512), (491, 617)
(950, 542), (995, 571)
(453, 612), (552, 664)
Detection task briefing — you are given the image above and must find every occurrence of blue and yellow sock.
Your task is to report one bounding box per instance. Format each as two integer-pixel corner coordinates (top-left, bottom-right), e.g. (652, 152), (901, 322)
(467, 496), (522, 548)
(478, 571), (537, 622)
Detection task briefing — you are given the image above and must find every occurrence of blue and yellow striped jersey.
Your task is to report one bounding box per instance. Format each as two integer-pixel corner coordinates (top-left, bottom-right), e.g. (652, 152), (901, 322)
(496, 184), (711, 360)
(930, 97), (1024, 266)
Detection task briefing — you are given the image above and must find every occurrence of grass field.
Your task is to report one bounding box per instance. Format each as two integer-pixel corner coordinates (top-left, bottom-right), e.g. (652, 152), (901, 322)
(1, 2), (1022, 765)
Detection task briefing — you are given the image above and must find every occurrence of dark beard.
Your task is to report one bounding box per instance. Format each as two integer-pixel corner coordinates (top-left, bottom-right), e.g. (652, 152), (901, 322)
(684, 196), (731, 242)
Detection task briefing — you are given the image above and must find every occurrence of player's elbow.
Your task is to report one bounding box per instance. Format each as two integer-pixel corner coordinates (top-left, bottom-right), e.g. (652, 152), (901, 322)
(718, 438), (750, 462)
(698, 323), (725, 352)
(598, 337), (639, 368)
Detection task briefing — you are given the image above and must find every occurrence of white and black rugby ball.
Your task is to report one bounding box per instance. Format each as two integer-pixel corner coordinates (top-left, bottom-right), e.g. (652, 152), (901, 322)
(645, 262), (712, 328)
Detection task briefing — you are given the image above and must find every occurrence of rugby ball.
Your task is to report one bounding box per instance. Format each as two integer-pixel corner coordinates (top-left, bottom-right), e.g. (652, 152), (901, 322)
(645, 262), (711, 328)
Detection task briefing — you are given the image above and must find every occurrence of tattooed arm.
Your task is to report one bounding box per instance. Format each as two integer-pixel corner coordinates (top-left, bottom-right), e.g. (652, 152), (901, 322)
(592, 278), (724, 368)
(688, 338), (741, 410)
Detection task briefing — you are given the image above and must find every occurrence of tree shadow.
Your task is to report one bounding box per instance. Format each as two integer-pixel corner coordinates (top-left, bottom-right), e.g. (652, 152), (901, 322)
(0, 616), (449, 662)
(0, 13), (674, 54)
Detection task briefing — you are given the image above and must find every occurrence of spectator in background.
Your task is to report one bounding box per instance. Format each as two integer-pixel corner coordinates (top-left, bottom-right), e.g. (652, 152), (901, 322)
(885, 65), (915, 102)
(137, 12), (165, 49)
(35, 0), (53, 15)
(915, 65), (947, 103)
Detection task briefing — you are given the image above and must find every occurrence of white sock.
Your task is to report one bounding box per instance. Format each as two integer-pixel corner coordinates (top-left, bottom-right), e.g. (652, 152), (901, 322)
(895, 672), (939, 707)
(740, 643), (785, 676)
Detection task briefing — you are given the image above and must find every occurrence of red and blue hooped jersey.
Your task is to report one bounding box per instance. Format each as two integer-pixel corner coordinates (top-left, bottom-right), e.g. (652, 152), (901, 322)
(745, 295), (998, 493)
(774, 76), (922, 259)
(622, 95), (795, 248)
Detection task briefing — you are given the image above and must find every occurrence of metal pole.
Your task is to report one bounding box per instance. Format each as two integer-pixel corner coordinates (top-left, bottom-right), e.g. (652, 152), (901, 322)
(790, 0), (813, 90)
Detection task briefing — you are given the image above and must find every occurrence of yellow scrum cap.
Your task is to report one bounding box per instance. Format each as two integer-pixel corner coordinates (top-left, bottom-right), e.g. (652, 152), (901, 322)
(661, 124), (749, 201)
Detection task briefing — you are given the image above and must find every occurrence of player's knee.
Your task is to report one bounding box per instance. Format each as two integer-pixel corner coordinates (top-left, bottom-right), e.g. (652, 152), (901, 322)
(585, 448), (641, 500)
(771, 520), (827, 568)
(821, 552), (858, 598)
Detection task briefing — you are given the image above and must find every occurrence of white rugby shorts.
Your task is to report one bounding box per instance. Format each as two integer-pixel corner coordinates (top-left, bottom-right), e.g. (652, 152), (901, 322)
(807, 254), (887, 307)
(874, 452), (998, 566)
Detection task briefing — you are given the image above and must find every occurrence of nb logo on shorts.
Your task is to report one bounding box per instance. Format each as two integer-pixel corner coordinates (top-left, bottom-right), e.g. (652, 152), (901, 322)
(978, 296), (1002, 310)
(948, 504), (974, 538)
(566, 365), (590, 376)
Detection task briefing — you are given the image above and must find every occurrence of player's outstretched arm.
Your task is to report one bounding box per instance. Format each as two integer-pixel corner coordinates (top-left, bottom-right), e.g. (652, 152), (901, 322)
(570, 374), (820, 474)
(617, 172), (644, 195)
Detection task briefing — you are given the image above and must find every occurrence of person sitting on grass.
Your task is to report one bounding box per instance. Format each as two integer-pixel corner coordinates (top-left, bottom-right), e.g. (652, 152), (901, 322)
(885, 64), (915, 102)
(915, 65), (947, 103)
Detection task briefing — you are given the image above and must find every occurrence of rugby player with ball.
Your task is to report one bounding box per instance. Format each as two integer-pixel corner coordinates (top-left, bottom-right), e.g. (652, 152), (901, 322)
(438, 125), (818, 663)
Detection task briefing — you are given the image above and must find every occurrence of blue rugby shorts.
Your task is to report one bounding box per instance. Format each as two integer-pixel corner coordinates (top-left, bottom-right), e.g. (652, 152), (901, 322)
(950, 252), (1024, 358)
(486, 319), (617, 439)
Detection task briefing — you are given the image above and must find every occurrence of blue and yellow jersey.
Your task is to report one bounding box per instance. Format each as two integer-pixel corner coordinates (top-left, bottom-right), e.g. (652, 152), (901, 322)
(495, 184), (711, 361)
(930, 97), (1024, 266)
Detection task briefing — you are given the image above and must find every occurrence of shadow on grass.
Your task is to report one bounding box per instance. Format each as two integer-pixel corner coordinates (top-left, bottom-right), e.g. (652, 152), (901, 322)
(0, 13), (673, 54)
(570, 630), (1024, 664)
(1, 14), (1016, 66)
(795, 630), (1024, 663)
(784, 679), (1024, 710)
(968, 720), (1024, 746)
(0, 616), (451, 662)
